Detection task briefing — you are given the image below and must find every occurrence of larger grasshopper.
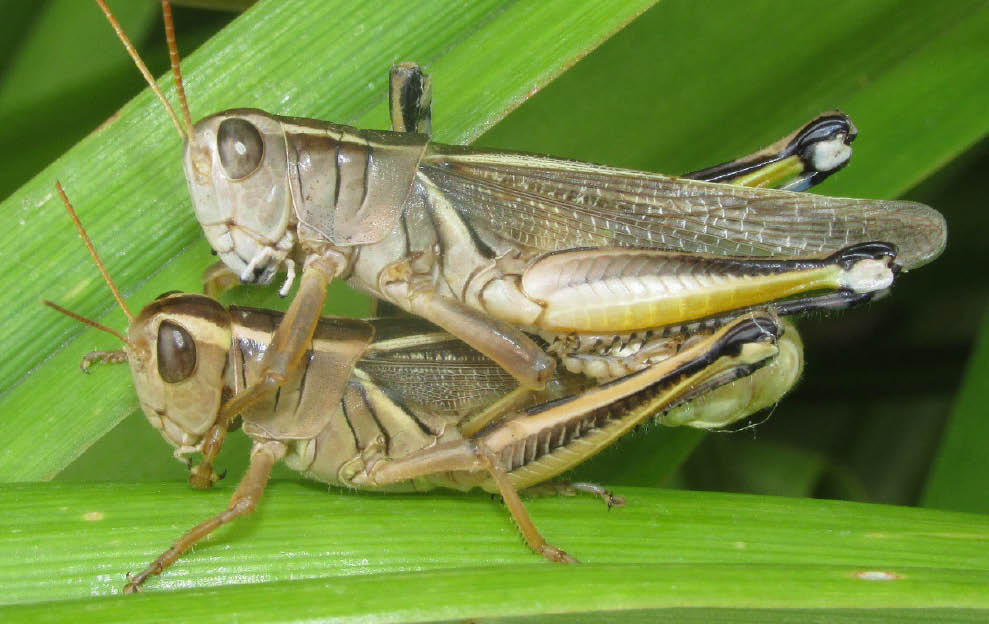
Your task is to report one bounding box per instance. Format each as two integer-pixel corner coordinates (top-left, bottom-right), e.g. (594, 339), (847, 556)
(97, 2), (944, 444)
(48, 184), (795, 592)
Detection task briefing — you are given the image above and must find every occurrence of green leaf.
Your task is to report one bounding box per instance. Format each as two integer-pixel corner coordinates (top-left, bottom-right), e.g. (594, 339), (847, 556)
(1, 482), (987, 620)
(923, 309), (989, 513)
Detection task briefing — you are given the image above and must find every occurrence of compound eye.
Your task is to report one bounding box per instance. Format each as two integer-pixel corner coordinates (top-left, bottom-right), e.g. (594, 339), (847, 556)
(157, 321), (197, 383)
(217, 118), (264, 179)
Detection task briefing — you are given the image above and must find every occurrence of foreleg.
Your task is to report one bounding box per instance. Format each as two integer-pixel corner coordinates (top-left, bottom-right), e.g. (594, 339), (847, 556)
(124, 440), (286, 593)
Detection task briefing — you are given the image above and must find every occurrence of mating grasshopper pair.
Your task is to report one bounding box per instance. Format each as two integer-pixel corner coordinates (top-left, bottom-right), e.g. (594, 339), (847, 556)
(48, 0), (946, 593)
(96, 0), (944, 419)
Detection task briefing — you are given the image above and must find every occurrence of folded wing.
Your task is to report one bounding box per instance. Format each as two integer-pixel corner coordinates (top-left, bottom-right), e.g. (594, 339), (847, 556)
(421, 147), (946, 270)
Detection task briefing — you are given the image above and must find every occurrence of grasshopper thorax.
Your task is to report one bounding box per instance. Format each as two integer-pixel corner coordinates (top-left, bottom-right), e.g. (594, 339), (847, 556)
(128, 293), (232, 454)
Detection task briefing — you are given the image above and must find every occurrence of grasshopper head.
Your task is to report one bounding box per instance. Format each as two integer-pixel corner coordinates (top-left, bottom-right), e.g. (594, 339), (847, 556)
(96, 2), (294, 285)
(184, 109), (294, 286)
(126, 293), (232, 454)
(49, 184), (235, 465)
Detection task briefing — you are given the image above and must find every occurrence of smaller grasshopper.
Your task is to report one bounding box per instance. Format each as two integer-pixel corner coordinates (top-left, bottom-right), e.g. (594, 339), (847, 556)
(48, 183), (789, 592)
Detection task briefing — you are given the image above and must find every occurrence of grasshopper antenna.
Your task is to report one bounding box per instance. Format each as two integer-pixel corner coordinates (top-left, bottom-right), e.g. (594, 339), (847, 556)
(42, 300), (128, 345)
(55, 182), (135, 324)
(95, 0), (191, 140)
(161, 0), (195, 136)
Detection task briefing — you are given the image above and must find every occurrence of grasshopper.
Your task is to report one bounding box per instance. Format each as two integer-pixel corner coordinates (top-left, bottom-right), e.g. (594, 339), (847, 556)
(96, 2), (944, 454)
(48, 183), (793, 592)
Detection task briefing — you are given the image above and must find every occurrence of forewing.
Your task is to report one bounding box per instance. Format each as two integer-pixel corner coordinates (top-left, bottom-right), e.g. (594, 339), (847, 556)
(420, 147), (946, 270)
(357, 318), (518, 419)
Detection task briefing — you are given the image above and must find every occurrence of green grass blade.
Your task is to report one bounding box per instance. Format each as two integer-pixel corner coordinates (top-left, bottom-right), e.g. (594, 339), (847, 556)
(923, 310), (989, 513)
(6, 570), (988, 623)
(2, 482), (987, 616)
